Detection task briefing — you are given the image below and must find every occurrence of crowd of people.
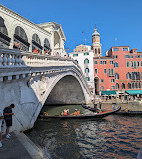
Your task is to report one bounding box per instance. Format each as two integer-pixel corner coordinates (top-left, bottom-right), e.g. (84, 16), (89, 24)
(0, 104), (15, 148)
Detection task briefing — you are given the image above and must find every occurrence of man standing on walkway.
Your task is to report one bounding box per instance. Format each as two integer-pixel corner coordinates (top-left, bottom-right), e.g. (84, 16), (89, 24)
(3, 104), (15, 139)
(0, 109), (4, 147)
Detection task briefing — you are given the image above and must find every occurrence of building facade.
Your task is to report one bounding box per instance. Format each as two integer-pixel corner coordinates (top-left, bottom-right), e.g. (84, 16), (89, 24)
(0, 4), (67, 57)
(94, 46), (142, 100)
(69, 28), (102, 93)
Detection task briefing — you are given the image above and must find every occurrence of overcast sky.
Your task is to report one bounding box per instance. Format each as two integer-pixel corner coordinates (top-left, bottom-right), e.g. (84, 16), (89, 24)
(1, 0), (142, 55)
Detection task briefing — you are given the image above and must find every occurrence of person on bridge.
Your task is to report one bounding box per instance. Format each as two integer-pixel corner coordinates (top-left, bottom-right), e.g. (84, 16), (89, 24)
(0, 109), (4, 147)
(33, 47), (38, 53)
(3, 104), (15, 139)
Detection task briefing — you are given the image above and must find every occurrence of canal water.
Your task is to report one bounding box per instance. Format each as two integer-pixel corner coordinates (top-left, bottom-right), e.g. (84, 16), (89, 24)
(26, 105), (142, 159)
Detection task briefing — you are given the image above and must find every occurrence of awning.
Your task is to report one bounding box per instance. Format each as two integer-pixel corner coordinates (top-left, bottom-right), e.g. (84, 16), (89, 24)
(102, 91), (116, 95)
(125, 90), (142, 95)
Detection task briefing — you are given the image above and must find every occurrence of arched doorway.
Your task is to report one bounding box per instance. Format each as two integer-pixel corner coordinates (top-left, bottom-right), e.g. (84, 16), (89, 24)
(14, 26), (30, 51)
(0, 16), (11, 48)
(54, 31), (61, 56)
(94, 77), (99, 95)
(44, 38), (51, 55)
(32, 33), (42, 53)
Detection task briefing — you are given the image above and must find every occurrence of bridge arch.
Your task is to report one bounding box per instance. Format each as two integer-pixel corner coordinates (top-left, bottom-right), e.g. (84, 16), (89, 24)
(41, 72), (90, 106)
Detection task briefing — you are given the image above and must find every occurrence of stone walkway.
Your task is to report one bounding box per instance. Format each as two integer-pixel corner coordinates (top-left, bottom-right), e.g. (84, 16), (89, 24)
(0, 132), (32, 159)
(0, 132), (48, 159)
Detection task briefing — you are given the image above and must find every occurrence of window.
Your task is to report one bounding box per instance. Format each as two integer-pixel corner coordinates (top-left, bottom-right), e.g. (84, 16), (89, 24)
(128, 83), (131, 89)
(114, 55), (118, 59)
(86, 77), (90, 81)
(113, 48), (119, 51)
(123, 48), (128, 51)
(126, 61), (129, 67)
(84, 58), (89, 64)
(75, 60), (78, 64)
(101, 86), (104, 91)
(141, 61), (142, 67)
(103, 61), (106, 64)
(114, 62), (118, 67)
(85, 68), (89, 73)
(98, 48), (100, 54)
(121, 83), (125, 89)
(127, 72), (131, 79)
(84, 52), (89, 55)
(139, 82), (141, 88)
(134, 61), (137, 68)
(137, 61), (139, 67)
(95, 49), (97, 54)
(94, 61), (97, 65)
(111, 86), (115, 90)
(116, 83), (119, 89)
(73, 54), (78, 57)
(95, 69), (98, 74)
(132, 83), (135, 89)
(100, 61), (103, 65)
(115, 73), (119, 79)
(110, 61), (113, 64)
(111, 79), (115, 83)
(108, 69), (114, 75)
(101, 79), (104, 83)
(104, 69), (107, 74)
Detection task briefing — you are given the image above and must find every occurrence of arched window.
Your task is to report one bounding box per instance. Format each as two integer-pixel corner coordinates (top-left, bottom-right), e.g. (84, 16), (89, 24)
(137, 72), (140, 80)
(135, 82), (138, 89)
(32, 34), (42, 53)
(85, 68), (89, 73)
(126, 61), (129, 67)
(116, 83), (119, 89)
(14, 26), (29, 51)
(121, 83), (125, 89)
(134, 61), (137, 68)
(95, 48), (97, 54)
(84, 58), (89, 64)
(127, 72), (131, 79)
(115, 73), (119, 79)
(127, 83), (131, 89)
(75, 60), (78, 64)
(139, 82), (141, 88)
(44, 38), (51, 55)
(98, 48), (100, 54)
(114, 62), (118, 67)
(132, 83), (135, 89)
(0, 16), (11, 48)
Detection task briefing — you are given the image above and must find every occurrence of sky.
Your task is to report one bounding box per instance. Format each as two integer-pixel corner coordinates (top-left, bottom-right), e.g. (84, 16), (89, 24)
(1, 0), (142, 55)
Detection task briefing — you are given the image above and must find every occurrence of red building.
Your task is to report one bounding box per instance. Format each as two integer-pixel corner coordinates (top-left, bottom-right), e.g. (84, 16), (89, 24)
(94, 46), (142, 100)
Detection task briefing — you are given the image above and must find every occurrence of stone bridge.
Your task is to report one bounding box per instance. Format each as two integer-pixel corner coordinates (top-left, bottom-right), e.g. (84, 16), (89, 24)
(0, 48), (92, 131)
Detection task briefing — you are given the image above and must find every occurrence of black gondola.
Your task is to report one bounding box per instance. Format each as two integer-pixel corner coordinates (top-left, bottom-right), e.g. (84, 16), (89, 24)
(39, 105), (121, 119)
(115, 111), (142, 116)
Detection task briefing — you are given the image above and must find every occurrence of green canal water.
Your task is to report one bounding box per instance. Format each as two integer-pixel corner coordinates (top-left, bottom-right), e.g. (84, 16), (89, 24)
(26, 104), (142, 159)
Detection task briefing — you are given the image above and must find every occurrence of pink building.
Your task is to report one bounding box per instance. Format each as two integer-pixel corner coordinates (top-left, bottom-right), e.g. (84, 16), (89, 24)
(94, 46), (142, 100)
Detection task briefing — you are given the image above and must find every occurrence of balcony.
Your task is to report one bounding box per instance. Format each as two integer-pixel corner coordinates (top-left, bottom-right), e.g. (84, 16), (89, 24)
(107, 73), (115, 77)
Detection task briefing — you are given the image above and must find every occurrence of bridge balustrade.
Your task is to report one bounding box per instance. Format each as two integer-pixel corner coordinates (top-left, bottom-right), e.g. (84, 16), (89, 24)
(0, 48), (81, 69)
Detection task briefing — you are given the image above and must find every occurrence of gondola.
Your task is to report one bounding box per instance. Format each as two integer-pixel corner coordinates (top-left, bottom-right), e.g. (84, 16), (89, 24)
(39, 105), (121, 119)
(115, 111), (142, 116)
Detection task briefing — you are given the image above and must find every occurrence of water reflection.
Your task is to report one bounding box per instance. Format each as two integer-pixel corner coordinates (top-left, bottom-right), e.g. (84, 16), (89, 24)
(26, 105), (142, 159)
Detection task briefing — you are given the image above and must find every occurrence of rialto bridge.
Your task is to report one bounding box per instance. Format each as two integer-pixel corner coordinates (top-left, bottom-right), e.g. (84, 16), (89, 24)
(0, 47), (92, 131)
(0, 5), (92, 132)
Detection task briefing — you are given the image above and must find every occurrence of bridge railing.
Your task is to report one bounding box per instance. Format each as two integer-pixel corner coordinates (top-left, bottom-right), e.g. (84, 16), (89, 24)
(0, 48), (81, 70)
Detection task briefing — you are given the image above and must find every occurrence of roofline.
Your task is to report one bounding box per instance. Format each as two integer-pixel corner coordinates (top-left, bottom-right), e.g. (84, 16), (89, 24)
(0, 4), (51, 35)
(38, 22), (66, 41)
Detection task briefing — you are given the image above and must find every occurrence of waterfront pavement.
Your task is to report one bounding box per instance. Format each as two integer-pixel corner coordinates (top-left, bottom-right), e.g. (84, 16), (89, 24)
(0, 131), (48, 159)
